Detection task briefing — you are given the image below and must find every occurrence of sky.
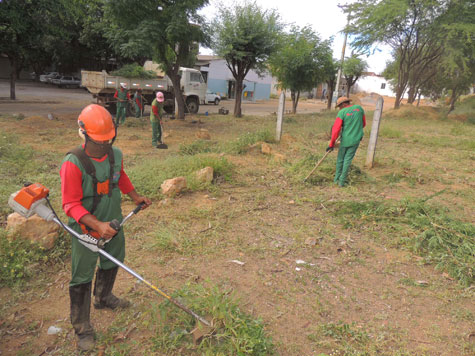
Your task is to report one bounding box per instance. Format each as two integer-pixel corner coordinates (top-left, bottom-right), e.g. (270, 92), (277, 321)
(199, 0), (393, 74)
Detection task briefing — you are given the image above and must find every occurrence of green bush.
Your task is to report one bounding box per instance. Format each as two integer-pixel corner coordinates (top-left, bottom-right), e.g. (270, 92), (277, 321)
(179, 140), (218, 155)
(111, 63), (157, 79)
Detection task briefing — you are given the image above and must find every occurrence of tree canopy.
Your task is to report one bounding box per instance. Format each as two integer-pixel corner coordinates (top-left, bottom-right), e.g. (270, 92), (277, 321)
(211, 1), (282, 117)
(342, 54), (368, 98)
(270, 26), (333, 113)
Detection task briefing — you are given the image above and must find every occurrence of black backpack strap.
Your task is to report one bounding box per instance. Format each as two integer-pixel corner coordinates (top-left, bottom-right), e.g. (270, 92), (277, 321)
(68, 146), (101, 215)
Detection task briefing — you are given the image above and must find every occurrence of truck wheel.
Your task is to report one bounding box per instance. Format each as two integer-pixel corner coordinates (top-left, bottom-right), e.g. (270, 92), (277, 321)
(106, 102), (117, 115)
(214, 98), (220, 106)
(126, 102), (134, 117)
(186, 97), (199, 114)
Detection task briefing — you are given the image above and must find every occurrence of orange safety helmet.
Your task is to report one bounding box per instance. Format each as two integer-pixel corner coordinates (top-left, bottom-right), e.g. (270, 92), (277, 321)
(78, 104), (116, 141)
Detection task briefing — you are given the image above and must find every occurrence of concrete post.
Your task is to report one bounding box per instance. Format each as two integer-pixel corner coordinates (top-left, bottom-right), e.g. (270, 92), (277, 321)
(366, 96), (384, 168)
(276, 91), (285, 142)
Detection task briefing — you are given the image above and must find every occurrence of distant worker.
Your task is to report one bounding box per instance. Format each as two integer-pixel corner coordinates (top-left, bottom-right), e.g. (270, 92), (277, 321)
(133, 89), (143, 118)
(60, 104), (151, 351)
(327, 97), (366, 187)
(114, 83), (130, 125)
(321, 88), (327, 101)
(150, 91), (167, 149)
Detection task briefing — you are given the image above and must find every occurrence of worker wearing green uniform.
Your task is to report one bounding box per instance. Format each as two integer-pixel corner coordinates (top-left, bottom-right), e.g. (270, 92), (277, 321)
(60, 104), (151, 350)
(150, 91), (167, 149)
(327, 97), (366, 187)
(114, 84), (130, 125)
(133, 89), (143, 118)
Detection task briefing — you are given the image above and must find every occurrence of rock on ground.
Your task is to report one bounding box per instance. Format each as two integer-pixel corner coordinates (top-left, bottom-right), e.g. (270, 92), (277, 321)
(261, 143), (272, 155)
(195, 129), (211, 140)
(161, 177), (187, 196)
(195, 167), (214, 184)
(6, 213), (60, 249)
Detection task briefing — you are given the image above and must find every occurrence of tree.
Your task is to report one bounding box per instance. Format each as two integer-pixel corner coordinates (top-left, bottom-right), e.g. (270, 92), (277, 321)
(211, 1), (282, 117)
(0, 0), (59, 99)
(270, 26), (333, 114)
(438, 0), (475, 112)
(105, 0), (209, 120)
(322, 56), (339, 110)
(342, 54), (367, 97)
(347, 0), (446, 109)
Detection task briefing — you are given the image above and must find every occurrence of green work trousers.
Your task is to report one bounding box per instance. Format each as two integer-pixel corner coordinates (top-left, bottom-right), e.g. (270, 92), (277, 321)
(134, 103), (142, 118)
(335, 143), (359, 187)
(116, 103), (126, 125)
(70, 231), (125, 287)
(151, 121), (162, 146)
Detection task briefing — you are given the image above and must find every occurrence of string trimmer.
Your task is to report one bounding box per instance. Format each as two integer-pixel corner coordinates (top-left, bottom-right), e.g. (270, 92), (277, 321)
(8, 183), (212, 330)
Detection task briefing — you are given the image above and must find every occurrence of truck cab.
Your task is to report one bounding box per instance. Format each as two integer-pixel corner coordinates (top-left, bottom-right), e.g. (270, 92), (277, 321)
(179, 68), (207, 113)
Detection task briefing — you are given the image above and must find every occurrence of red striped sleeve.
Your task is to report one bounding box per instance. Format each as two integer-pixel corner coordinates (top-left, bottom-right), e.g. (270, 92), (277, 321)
(363, 114), (366, 128)
(118, 160), (134, 194)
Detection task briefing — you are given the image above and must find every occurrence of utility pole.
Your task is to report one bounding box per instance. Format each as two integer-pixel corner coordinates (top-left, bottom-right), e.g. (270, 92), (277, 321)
(332, 5), (351, 109)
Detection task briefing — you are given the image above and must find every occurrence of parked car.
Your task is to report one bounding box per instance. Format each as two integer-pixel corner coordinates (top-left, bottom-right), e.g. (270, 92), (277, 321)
(47, 74), (62, 84)
(205, 89), (221, 105)
(39, 72), (59, 83)
(55, 76), (81, 88)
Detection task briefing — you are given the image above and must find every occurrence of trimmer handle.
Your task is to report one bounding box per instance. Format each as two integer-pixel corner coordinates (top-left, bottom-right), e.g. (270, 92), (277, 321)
(133, 202), (146, 215)
(110, 219), (121, 231)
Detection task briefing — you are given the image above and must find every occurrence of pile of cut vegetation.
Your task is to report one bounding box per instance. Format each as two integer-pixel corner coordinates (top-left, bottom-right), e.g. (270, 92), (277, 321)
(111, 63), (157, 79)
(385, 104), (440, 121)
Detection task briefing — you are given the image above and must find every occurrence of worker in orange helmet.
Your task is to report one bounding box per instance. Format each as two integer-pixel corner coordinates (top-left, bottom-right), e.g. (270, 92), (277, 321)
(60, 104), (151, 351)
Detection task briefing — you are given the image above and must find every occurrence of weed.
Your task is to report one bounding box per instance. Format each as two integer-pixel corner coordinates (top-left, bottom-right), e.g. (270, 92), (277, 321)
(149, 283), (274, 355)
(0, 229), (69, 287)
(225, 130), (274, 154)
(379, 127), (402, 139)
(128, 153), (233, 197)
(180, 139), (218, 155)
(332, 198), (475, 286)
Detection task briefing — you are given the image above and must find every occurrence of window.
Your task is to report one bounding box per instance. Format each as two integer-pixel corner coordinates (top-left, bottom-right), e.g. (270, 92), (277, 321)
(190, 72), (202, 83)
(381, 83), (386, 89)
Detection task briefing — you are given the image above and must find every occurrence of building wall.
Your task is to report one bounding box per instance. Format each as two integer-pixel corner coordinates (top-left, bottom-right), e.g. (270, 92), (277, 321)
(206, 59), (272, 100)
(354, 75), (399, 97)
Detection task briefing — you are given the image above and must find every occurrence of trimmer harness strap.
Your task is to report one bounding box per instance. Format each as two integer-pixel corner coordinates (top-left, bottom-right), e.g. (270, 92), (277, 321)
(67, 146), (116, 216)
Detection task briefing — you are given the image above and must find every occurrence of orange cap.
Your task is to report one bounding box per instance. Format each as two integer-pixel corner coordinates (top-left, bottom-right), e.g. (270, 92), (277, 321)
(78, 104), (115, 141)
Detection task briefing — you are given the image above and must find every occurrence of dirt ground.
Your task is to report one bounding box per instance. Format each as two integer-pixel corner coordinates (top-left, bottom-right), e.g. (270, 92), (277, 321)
(0, 87), (473, 356)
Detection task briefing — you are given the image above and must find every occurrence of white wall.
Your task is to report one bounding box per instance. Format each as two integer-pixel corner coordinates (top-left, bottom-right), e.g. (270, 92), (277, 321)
(208, 59), (272, 84)
(354, 75), (401, 97)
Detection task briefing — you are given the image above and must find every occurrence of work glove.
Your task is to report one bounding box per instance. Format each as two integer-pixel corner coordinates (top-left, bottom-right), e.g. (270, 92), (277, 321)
(326, 146), (334, 153)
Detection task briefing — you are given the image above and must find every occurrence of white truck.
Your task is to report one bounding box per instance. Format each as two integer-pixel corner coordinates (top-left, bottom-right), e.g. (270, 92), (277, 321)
(81, 67), (207, 116)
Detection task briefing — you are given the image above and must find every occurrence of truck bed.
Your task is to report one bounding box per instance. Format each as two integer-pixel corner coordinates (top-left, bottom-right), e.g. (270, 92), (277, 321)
(81, 70), (171, 94)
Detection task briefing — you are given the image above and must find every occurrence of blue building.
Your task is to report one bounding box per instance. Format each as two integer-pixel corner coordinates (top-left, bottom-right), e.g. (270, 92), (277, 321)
(197, 55), (272, 101)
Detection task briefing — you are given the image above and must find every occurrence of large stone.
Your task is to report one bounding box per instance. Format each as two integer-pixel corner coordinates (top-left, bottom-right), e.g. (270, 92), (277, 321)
(161, 177), (187, 196)
(261, 143), (272, 155)
(195, 129), (211, 140)
(195, 167), (214, 184)
(6, 213), (59, 250)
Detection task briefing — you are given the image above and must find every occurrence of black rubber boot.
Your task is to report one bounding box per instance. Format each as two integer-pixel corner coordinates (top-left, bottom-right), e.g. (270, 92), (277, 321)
(69, 282), (95, 351)
(93, 267), (130, 310)
(156, 142), (168, 149)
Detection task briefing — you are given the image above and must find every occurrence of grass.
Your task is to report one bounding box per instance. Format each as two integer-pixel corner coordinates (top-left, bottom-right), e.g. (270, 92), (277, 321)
(148, 283), (275, 355)
(0, 228), (70, 287)
(332, 198), (475, 286)
(128, 153), (234, 197)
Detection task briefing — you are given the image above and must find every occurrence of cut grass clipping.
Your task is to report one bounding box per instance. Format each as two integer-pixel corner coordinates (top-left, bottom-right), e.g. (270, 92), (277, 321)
(147, 284), (274, 355)
(332, 197), (474, 286)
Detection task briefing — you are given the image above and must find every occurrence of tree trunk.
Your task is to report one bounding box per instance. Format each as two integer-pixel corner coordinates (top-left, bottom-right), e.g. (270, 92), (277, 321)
(448, 89), (457, 113)
(168, 69), (185, 120)
(407, 86), (416, 104)
(416, 91), (421, 107)
(9, 57), (17, 100)
(394, 89), (403, 109)
(327, 83), (334, 110)
(234, 77), (244, 117)
(290, 90), (299, 114)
